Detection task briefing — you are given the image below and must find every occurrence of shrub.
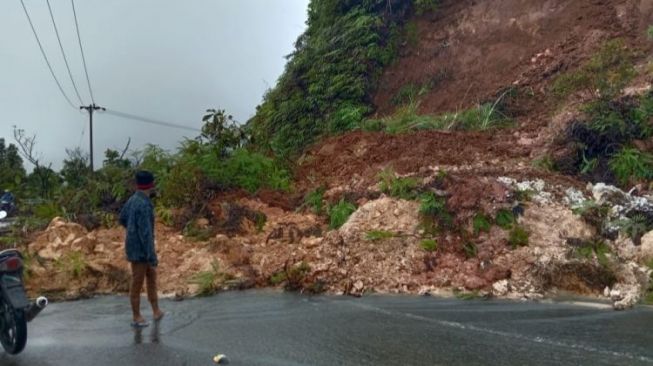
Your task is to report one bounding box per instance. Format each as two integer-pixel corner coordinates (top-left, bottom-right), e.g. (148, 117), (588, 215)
(56, 251), (87, 279)
(248, 1), (413, 157)
(509, 226), (529, 248)
(608, 148), (653, 185)
(472, 213), (492, 235)
(304, 187), (325, 214)
(206, 149), (291, 193)
(420, 239), (438, 252)
(532, 155), (557, 172)
(328, 199), (357, 229)
(552, 39), (635, 101)
(573, 239), (612, 268)
(378, 168), (420, 199)
(366, 230), (397, 241)
(371, 100), (511, 134)
(648, 25), (653, 39)
(328, 104), (368, 133)
(414, 0), (439, 15)
(190, 262), (229, 296)
(463, 242), (478, 258)
(420, 192), (453, 230)
(495, 209), (515, 229)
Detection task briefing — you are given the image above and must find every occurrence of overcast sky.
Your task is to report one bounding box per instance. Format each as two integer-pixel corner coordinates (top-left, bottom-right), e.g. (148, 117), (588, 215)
(0, 0), (309, 169)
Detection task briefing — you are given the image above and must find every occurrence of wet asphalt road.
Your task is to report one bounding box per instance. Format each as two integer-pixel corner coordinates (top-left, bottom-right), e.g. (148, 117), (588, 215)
(2, 291), (653, 366)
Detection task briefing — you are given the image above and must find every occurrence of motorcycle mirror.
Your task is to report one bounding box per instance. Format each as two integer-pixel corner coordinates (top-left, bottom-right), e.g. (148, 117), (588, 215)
(0, 211), (7, 220)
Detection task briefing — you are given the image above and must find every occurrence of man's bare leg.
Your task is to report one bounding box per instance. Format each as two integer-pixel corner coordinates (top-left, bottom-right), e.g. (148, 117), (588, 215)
(146, 265), (164, 320)
(130, 262), (148, 324)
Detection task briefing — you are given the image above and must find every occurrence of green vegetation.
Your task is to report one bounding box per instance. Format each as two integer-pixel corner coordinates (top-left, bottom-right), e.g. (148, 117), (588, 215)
(472, 213), (492, 235)
(553, 40), (635, 102)
(304, 188), (326, 214)
(190, 261), (231, 296)
(6, 106), (292, 235)
(362, 100), (511, 134)
(648, 25), (653, 40)
(248, 0), (413, 157)
(532, 155), (556, 172)
(328, 199), (357, 229)
(55, 251), (87, 279)
(420, 239), (438, 252)
(608, 148), (653, 186)
(378, 168), (420, 199)
(552, 40), (653, 186)
(414, 0), (439, 15)
(366, 230), (398, 241)
(420, 193), (453, 228)
(463, 242), (478, 258)
(573, 239), (612, 268)
(615, 215), (653, 245)
(508, 226), (529, 249)
(495, 209), (515, 230)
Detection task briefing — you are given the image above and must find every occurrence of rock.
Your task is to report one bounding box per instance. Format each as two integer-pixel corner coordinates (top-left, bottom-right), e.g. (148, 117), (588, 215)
(640, 231), (653, 262)
(353, 280), (364, 292)
(564, 188), (586, 207)
(492, 280), (509, 296)
(197, 218), (210, 229)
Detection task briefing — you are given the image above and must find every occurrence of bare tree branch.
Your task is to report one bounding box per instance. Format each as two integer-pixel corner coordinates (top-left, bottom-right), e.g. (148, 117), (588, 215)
(12, 126), (41, 168)
(119, 137), (131, 160)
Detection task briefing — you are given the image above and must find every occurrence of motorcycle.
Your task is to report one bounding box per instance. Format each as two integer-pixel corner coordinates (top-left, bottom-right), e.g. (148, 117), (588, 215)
(0, 197), (16, 218)
(0, 244), (48, 355)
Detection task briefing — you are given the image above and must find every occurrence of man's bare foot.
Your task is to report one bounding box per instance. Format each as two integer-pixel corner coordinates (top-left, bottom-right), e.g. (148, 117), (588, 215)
(131, 316), (149, 328)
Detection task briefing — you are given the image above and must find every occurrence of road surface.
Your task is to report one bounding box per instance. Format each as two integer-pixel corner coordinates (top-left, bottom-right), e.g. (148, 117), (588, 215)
(2, 291), (653, 365)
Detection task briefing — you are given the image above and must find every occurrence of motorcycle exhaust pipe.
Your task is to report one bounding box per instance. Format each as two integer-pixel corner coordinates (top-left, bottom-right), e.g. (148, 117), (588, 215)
(25, 296), (48, 322)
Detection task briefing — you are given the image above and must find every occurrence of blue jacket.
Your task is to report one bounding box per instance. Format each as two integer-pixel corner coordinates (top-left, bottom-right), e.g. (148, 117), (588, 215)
(119, 191), (157, 266)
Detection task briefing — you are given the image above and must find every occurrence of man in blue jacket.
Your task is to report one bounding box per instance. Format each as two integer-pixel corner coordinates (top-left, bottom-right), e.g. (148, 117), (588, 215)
(119, 171), (164, 327)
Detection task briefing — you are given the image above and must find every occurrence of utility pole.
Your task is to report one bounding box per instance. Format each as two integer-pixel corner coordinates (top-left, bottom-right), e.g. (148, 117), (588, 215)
(80, 103), (105, 171)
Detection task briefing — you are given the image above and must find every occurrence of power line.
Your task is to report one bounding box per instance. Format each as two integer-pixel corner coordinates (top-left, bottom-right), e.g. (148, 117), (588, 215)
(103, 109), (201, 132)
(71, 0), (95, 104)
(45, 0), (84, 105)
(19, 0), (76, 109)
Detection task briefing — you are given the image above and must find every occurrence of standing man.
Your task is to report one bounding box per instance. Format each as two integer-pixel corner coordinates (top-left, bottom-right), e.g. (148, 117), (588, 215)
(119, 171), (164, 328)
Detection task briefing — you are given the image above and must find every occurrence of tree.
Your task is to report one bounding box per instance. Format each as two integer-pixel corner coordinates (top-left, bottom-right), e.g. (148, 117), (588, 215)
(200, 109), (247, 157)
(61, 148), (91, 189)
(13, 126), (60, 198)
(0, 138), (26, 190)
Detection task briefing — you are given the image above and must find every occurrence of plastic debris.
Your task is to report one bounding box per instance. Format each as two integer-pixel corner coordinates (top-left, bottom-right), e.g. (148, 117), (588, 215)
(213, 354), (229, 364)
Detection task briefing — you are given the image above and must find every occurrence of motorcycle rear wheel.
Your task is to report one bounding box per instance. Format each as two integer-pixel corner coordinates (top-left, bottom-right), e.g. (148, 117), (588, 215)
(0, 297), (27, 355)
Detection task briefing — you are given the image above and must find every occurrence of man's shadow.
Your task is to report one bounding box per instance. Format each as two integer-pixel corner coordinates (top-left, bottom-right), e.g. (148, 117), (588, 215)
(133, 320), (162, 345)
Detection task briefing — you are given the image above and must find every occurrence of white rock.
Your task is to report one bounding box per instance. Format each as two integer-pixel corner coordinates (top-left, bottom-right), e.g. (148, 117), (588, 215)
(492, 279), (509, 296)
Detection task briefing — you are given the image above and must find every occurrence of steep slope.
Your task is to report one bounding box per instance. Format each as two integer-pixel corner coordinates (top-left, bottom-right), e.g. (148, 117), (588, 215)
(374, 0), (653, 119)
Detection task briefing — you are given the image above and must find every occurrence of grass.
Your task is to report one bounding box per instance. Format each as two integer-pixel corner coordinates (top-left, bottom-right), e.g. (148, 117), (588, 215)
(269, 271), (287, 285)
(190, 261), (229, 296)
(304, 187), (325, 214)
(420, 239), (438, 252)
(453, 289), (483, 301)
(56, 251), (87, 279)
(495, 209), (515, 230)
(508, 226), (529, 249)
(573, 239), (612, 268)
(532, 155), (557, 172)
(378, 168), (420, 199)
(360, 99), (511, 134)
(472, 213), (492, 235)
(419, 193), (453, 230)
(328, 199), (357, 229)
(366, 230), (398, 241)
(608, 148), (653, 185)
(463, 242), (478, 259)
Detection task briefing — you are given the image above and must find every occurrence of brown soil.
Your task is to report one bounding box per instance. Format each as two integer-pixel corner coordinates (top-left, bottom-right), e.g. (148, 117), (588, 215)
(374, 0), (653, 121)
